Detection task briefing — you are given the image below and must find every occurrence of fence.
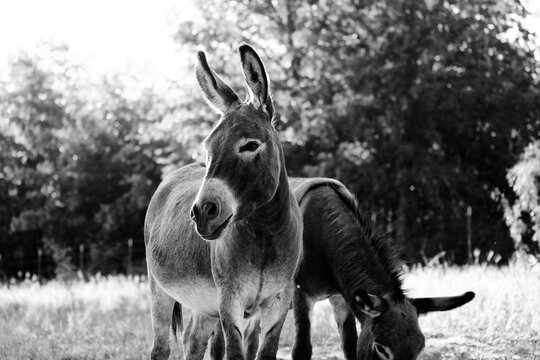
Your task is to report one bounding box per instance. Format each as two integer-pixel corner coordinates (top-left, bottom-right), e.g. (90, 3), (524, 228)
(0, 238), (147, 283)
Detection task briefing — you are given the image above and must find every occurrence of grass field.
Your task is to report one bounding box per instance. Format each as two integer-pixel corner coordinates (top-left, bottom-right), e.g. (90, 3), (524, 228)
(1, 262), (539, 360)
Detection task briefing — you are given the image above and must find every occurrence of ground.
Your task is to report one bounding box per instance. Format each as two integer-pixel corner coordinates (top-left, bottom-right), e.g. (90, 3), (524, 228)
(1, 262), (539, 360)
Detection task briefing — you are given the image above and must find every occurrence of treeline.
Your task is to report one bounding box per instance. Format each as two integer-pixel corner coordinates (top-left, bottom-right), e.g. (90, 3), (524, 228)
(1, 0), (540, 278)
(0, 49), (191, 278)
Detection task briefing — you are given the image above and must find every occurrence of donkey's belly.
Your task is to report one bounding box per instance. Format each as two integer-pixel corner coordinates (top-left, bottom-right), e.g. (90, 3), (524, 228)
(165, 278), (219, 316)
(148, 241), (219, 315)
(148, 234), (220, 316)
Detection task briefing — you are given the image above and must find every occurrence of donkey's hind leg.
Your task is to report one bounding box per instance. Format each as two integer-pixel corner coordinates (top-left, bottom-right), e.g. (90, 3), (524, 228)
(244, 315), (261, 360)
(209, 320), (225, 360)
(149, 275), (176, 360)
(183, 311), (217, 360)
(329, 295), (357, 360)
(208, 315), (260, 360)
(291, 289), (314, 360)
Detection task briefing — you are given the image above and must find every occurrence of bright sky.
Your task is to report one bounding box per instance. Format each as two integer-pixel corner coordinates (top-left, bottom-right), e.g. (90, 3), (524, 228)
(0, 0), (538, 89)
(0, 0), (196, 89)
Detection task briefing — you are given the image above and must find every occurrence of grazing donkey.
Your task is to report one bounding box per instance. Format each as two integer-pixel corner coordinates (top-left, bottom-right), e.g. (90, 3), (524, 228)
(288, 178), (474, 360)
(205, 178), (475, 360)
(144, 45), (302, 360)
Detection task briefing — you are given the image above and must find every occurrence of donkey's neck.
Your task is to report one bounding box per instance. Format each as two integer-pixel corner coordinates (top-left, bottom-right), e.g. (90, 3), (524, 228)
(324, 210), (402, 302)
(248, 149), (292, 229)
(331, 242), (390, 300)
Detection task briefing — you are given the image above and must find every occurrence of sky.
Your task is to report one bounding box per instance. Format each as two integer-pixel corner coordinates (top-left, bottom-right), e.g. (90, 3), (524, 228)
(0, 0), (539, 88)
(0, 0), (195, 88)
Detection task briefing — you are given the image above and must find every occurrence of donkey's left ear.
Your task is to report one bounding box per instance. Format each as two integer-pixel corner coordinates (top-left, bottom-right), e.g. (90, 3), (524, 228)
(239, 44), (274, 119)
(353, 290), (388, 318)
(410, 291), (475, 315)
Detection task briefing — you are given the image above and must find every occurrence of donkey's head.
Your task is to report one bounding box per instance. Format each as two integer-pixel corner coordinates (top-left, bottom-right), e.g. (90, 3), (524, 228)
(191, 45), (282, 240)
(353, 290), (475, 360)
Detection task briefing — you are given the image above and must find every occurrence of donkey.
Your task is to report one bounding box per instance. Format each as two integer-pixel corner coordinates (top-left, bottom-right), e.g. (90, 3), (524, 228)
(204, 178), (475, 360)
(144, 45), (302, 360)
(288, 178), (474, 360)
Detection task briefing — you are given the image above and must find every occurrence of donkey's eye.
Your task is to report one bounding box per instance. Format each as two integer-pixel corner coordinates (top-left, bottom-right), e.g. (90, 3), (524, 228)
(239, 141), (260, 153)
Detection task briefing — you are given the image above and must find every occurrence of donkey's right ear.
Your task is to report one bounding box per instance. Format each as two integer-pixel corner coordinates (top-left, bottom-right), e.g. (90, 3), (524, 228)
(353, 290), (388, 318)
(195, 51), (239, 115)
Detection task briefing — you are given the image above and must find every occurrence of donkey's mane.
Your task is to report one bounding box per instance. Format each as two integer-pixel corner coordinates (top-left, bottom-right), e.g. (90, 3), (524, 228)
(308, 182), (406, 299)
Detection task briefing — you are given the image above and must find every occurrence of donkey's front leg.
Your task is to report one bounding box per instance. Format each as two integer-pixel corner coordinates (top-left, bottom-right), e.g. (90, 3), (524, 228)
(256, 285), (294, 360)
(149, 275), (176, 360)
(218, 294), (246, 360)
(291, 289), (314, 360)
(329, 295), (357, 360)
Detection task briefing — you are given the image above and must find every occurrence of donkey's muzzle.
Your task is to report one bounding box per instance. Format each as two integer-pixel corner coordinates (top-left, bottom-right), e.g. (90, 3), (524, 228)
(191, 200), (219, 221)
(191, 200), (231, 240)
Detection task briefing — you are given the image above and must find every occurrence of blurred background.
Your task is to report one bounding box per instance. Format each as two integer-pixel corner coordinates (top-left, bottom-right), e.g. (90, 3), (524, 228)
(1, 0), (540, 281)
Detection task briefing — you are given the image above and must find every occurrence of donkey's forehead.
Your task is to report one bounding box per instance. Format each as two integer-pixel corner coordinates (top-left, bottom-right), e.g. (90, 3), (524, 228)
(375, 301), (422, 336)
(204, 105), (271, 148)
(225, 103), (271, 125)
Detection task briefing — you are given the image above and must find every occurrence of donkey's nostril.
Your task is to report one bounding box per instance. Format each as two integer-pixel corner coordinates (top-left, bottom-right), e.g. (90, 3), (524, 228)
(202, 201), (218, 219)
(191, 204), (200, 220)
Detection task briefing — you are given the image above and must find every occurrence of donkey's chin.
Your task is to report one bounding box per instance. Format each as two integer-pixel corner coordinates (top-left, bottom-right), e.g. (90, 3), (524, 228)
(197, 215), (233, 241)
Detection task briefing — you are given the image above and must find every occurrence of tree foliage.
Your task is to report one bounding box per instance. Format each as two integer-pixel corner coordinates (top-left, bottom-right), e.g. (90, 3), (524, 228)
(1, 1), (539, 277)
(174, 0), (540, 263)
(0, 48), (189, 277)
(504, 141), (540, 257)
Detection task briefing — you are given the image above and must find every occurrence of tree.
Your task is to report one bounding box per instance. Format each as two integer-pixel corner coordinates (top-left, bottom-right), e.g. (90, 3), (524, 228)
(0, 46), (189, 277)
(173, 0), (540, 263)
(0, 48), (73, 277)
(503, 141), (540, 258)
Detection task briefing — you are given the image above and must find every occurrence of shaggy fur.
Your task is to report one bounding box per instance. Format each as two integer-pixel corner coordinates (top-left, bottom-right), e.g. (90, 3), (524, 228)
(324, 182), (405, 300)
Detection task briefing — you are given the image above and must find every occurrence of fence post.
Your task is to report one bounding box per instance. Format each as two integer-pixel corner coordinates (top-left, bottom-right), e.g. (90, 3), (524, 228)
(127, 238), (133, 276)
(466, 205), (472, 263)
(79, 244), (84, 272)
(37, 248), (42, 283)
(387, 210), (393, 234)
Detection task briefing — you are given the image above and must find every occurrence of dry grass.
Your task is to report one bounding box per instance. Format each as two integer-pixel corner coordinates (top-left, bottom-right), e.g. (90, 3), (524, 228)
(0, 262), (539, 360)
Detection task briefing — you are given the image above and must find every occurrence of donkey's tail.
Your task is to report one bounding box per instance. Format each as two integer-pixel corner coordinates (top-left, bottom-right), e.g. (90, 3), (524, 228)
(171, 301), (183, 342)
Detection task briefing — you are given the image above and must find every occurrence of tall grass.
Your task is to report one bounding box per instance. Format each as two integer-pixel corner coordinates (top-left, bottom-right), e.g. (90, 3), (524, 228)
(0, 263), (538, 360)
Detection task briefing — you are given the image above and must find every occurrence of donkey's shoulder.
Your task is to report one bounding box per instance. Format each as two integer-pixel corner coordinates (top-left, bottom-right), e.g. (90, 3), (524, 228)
(289, 177), (352, 205)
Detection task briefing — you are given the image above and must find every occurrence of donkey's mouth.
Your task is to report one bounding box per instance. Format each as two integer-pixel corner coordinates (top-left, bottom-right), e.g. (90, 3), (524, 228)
(200, 215), (233, 240)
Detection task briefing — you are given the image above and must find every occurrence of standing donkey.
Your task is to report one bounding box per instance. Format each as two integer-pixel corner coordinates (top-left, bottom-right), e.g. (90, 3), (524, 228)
(144, 45), (302, 360)
(206, 178), (475, 360)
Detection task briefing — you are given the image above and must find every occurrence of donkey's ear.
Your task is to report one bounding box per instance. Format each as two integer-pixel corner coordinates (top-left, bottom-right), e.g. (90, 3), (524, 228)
(195, 51), (239, 115)
(238, 44), (274, 118)
(353, 290), (388, 318)
(410, 291), (475, 315)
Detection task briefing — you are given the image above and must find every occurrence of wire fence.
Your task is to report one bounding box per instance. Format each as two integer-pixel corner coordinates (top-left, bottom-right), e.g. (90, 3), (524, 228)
(0, 238), (148, 284)
(1, 205), (524, 285)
